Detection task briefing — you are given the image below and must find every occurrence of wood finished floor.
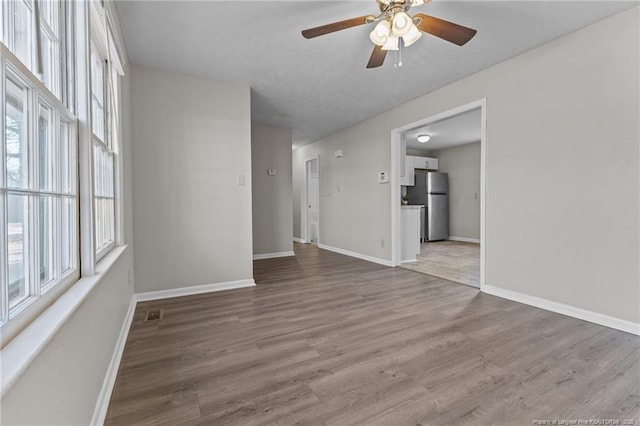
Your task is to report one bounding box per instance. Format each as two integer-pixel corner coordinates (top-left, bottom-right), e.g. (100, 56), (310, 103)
(106, 243), (640, 425)
(401, 241), (480, 287)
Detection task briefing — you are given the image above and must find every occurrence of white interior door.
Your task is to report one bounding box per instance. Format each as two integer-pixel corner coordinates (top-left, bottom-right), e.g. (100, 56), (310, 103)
(306, 159), (319, 243)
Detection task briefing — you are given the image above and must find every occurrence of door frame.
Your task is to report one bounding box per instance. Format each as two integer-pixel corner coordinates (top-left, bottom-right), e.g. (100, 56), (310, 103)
(390, 98), (487, 290)
(303, 156), (320, 244)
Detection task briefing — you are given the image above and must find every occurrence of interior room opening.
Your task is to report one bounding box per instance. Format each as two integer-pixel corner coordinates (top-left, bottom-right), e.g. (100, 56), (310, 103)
(305, 157), (319, 244)
(395, 103), (484, 288)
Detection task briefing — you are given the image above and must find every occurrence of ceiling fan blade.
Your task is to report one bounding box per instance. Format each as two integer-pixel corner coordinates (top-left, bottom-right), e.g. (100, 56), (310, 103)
(302, 15), (374, 39)
(367, 45), (387, 69)
(413, 13), (477, 46)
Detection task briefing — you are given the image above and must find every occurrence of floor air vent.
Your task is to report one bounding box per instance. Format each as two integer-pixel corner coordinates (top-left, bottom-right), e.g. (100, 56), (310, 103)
(143, 309), (164, 322)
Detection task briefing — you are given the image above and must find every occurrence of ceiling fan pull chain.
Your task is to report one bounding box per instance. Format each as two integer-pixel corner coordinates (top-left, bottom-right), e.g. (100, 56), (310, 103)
(394, 40), (403, 69)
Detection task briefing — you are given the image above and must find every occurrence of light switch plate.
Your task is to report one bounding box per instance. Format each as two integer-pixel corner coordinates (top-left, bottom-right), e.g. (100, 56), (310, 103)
(237, 174), (245, 186)
(335, 150), (343, 158)
(378, 171), (389, 184)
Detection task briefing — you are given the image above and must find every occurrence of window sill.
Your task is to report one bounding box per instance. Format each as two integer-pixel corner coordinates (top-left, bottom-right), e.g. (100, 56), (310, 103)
(0, 245), (128, 398)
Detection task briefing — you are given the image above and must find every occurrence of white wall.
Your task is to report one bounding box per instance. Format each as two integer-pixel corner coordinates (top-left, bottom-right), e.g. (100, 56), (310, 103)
(131, 65), (253, 293)
(430, 142), (481, 240)
(251, 125), (293, 256)
(293, 7), (639, 325)
(1, 63), (136, 425)
(293, 125), (392, 260)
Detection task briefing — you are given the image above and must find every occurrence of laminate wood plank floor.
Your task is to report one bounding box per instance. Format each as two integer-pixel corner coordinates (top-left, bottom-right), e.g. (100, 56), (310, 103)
(401, 241), (480, 287)
(106, 242), (640, 425)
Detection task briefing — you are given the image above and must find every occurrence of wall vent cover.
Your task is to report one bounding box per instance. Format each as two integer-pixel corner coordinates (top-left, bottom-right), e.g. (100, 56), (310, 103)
(143, 309), (164, 322)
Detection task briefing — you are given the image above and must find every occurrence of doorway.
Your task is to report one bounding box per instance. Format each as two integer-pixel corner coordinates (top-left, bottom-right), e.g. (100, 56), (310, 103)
(304, 157), (319, 244)
(390, 99), (486, 289)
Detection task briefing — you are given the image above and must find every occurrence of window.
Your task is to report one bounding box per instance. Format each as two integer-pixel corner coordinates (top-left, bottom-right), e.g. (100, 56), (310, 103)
(1, 0), (125, 340)
(1, 1), (72, 106)
(2, 64), (78, 322)
(90, 32), (119, 259)
(0, 0), (78, 328)
(1, 1), (34, 71)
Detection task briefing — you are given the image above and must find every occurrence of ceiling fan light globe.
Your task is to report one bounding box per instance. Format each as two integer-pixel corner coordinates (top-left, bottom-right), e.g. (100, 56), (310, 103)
(402, 24), (422, 47)
(370, 20), (390, 46)
(381, 35), (399, 51)
(392, 11), (411, 36)
(369, 30), (386, 46)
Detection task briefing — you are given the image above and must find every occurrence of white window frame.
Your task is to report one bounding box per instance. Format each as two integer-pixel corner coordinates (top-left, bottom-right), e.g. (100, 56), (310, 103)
(88, 2), (122, 262)
(0, 44), (79, 343)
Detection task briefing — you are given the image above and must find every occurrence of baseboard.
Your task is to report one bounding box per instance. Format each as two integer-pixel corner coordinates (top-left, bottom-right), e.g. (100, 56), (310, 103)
(253, 251), (295, 260)
(135, 279), (256, 302)
(483, 284), (640, 336)
(317, 243), (393, 267)
(293, 237), (306, 244)
(91, 294), (137, 426)
(448, 236), (481, 244)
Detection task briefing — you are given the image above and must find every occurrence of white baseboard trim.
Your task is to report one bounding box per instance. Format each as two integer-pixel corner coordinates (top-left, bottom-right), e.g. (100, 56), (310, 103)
(483, 284), (640, 336)
(293, 237), (306, 244)
(91, 294), (137, 426)
(317, 243), (393, 267)
(253, 251), (295, 260)
(135, 279), (256, 302)
(448, 236), (481, 244)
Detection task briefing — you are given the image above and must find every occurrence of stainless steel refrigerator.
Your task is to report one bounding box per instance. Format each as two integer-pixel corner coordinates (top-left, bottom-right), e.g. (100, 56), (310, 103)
(407, 171), (449, 241)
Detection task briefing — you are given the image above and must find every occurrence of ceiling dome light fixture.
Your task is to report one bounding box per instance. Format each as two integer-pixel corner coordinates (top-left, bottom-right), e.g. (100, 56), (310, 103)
(417, 134), (431, 143)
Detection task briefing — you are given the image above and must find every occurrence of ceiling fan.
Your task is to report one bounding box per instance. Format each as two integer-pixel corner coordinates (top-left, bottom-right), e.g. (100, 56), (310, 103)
(301, 0), (477, 69)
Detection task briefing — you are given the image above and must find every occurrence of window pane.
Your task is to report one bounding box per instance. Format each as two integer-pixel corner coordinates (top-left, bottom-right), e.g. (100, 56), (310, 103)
(5, 79), (29, 189)
(38, 103), (53, 191)
(7, 193), (29, 309)
(90, 45), (105, 140)
(60, 197), (73, 274)
(40, 33), (52, 91)
(11, 0), (33, 70)
(94, 198), (101, 251)
(39, 0), (58, 33)
(59, 120), (72, 193)
(39, 195), (54, 288)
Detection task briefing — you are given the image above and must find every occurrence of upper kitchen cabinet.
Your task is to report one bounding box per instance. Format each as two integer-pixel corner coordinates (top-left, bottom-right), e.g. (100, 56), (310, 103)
(413, 156), (439, 171)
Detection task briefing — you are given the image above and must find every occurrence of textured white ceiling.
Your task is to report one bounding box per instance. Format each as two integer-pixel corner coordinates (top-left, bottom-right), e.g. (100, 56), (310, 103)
(115, 1), (637, 148)
(405, 107), (481, 152)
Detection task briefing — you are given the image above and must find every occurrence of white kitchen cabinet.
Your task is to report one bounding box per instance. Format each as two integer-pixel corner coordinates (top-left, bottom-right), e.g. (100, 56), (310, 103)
(401, 155), (415, 186)
(413, 156), (438, 171)
(401, 206), (421, 263)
